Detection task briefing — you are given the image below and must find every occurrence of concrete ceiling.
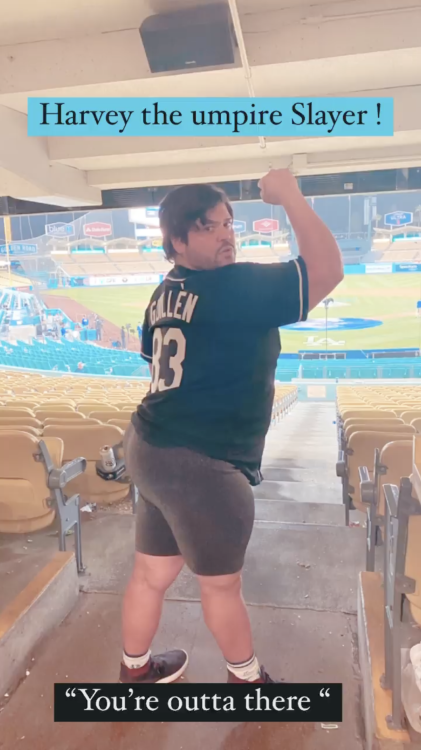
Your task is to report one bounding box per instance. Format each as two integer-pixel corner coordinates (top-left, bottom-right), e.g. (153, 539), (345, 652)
(0, 0), (420, 206)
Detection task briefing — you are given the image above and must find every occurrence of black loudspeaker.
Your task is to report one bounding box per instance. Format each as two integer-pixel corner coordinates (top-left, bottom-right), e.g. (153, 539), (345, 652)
(140, 4), (236, 73)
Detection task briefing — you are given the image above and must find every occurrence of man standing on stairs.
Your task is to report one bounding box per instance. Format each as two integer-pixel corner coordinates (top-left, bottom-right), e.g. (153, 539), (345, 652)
(121, 168), (344, 685)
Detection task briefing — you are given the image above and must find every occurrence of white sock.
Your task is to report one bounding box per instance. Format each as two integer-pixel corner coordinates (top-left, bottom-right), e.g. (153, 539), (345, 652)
(123, 649), (151, 670)
(227, 653), (261, 681)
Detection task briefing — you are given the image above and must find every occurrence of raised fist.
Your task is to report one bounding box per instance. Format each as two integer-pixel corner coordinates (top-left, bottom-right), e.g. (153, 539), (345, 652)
(258, 169), (300, 206)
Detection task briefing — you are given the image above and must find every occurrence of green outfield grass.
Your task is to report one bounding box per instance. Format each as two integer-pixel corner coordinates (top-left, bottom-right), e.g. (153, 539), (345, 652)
(48, 273), (421, 353)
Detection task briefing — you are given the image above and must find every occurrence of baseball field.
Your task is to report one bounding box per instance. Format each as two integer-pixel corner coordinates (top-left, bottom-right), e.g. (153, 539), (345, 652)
(47, 272), (421, 354)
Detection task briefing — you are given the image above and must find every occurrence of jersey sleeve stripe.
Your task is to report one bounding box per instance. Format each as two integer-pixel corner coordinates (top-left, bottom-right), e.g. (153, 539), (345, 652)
(141, 349), (152, 362)
(292, 258), (304, 321)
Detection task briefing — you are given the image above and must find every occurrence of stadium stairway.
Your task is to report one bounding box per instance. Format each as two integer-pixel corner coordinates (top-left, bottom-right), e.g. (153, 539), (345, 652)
(0, 403), (367, 750)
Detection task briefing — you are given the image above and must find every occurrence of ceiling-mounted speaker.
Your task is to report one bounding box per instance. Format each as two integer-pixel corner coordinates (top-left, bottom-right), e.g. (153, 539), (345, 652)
(140, 4), (236, 73)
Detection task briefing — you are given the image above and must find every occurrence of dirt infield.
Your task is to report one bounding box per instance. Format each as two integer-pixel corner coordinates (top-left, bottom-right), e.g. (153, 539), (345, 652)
(41, 294), (140, 352)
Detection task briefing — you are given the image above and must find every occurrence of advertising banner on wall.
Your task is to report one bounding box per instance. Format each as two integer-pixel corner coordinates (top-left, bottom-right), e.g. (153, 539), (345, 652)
(253, 218), (279, 233)
(87, 274), (160, 286)
(394, 263), (421, 273)
(344, 263), (421, 275)
(45, 222), (75, 237)
(384, 211), (413, 227)
(365, 263), (393, 274)
(233, 220), (247, 233)
(84, 222), (112, 238)
(0, 243), (38, 256)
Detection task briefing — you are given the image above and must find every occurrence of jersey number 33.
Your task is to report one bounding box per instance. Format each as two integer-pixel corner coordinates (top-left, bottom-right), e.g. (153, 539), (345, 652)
(151, 327), (186, 393)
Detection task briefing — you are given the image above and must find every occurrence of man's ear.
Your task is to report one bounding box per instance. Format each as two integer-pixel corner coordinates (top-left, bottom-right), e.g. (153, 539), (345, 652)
(171, 236), (186, 256)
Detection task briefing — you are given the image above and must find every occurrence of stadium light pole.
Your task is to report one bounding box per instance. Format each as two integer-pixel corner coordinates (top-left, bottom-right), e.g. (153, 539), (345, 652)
(323, 298), (334, 354)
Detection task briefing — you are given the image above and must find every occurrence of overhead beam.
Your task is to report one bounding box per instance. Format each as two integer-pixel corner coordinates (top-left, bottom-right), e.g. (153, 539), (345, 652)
(245, 0), (421, 66)
(87, 144), (421, 188)
(0, 31), (148, 95)
(0, 105), (101, 206)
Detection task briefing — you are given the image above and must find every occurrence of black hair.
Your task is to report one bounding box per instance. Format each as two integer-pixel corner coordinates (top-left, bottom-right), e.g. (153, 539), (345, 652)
(159, 183), (233, 262)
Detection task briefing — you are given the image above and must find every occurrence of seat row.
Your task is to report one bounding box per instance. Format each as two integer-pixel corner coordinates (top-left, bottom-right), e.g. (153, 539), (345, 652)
(0, 382), (297, 540)
(336, 385), (421, 733)
(336, 388), (421, 525)
(355, 433), (421, 735)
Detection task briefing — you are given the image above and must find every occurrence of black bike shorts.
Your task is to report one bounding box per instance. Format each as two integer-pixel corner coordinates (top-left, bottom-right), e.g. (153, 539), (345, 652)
(123, 423), (255, 577)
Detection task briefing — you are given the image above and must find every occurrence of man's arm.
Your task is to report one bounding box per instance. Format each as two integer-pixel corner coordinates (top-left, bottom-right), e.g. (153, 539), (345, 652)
(259, 169), (344, 310)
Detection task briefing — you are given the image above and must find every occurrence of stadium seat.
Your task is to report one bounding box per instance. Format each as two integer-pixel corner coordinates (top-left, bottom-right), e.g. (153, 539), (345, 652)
(404, 513), (421, 625)
(11, 387), (37, 395)
(341, 418), (404, 441)
(411, 419), (421, 433)
(76, 403), (110, 416)
(400, 411), (421, 425)
(35, 410), (85, 422)
(378, 475), (421, 730)
(88, 410), (130, 421)
(359, 440), (413, 571)
(377, 442), (414, 519)
(0, 425), (40, 437)
(393, 407), (421, 417)
(337, 429), (416, 525)
(108, 419), (131, 429)
(86, 405), (120, 414)
(345, 422), (415, 443)
(42, 424), (128, 505)
(347, 430), (416, 511)
(0, 431), (63, 533)
(343, 418), (404, 432)
(43, 417), (101, 427)
(341, 409), (397, 421)
(35, 403), (76, 411)
(0, 417), (42, 429)
(36, 406), (76, 411)
(0, 407), (36, 418)
(6, 401), (41, 409)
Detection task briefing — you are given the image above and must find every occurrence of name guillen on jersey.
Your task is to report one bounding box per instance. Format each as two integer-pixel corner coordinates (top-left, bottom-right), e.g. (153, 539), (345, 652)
(149, 288), (199, 327)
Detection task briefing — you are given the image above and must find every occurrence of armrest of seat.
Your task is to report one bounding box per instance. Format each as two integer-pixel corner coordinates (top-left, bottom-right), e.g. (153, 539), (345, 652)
(336, 451), (346, 478)
(359, 465), (375, 505)
(48, 457), (87, 490)
(383, 483), (399, 517)
(38, 437), (86, 489)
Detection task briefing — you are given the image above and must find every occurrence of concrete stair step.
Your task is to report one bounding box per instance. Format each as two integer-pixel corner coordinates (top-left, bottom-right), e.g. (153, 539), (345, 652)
(168, 523), (366, 614)
(74, 514), (365, 613)
(255, 498), (345, 525)
(254, 480), (341, 503)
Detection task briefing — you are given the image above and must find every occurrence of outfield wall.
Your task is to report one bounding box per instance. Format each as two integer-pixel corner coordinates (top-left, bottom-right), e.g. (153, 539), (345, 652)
(53, 263), (421, 290)
(345, 263), (421, 274)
